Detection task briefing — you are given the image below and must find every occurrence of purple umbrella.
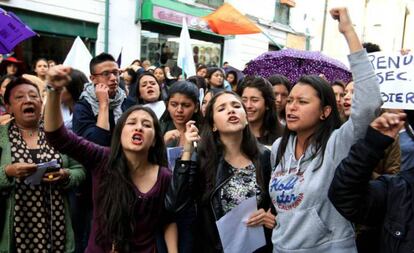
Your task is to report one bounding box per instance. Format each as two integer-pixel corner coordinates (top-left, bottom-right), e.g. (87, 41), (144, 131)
(0, 8), (37, 54)
(223, 65), (244, 82)
(243, 48), (352, 84)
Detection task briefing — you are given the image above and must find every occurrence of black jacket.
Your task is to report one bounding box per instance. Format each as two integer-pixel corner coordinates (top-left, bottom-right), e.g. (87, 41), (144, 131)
(165, 145), (273, 253)
(328, 126), (414, 253)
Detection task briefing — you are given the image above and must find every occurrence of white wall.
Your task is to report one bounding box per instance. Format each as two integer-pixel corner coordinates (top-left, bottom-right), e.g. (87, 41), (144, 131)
(104, 0), (141, 68)
(290, 0), (325, 51)
(0, 0), (141, 68)
(363, 0), (407, 52)
(293, 0), (412, 65)
(222, 0), (287, 69)
(404, 2), (414, 49)
(0, 0), (104, 22)
(223, 31), (281, 70)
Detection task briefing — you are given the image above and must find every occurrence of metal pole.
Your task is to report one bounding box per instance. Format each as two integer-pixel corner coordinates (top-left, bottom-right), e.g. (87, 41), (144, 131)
(402, 7), (409, 49)
(361, 0), (369, 42)
(320, 0), (328, 51)
(104, 0), (110, 53)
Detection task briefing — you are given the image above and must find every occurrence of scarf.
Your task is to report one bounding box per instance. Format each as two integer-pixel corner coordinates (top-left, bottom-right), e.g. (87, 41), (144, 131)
(79, 83), (126, 123)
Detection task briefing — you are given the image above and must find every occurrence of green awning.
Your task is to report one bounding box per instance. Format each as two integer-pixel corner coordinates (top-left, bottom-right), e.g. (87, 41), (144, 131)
(138, 0), (226, 42)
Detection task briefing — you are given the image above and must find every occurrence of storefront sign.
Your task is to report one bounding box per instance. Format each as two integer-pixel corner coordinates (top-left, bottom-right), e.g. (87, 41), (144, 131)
(153, 6), (210, 32)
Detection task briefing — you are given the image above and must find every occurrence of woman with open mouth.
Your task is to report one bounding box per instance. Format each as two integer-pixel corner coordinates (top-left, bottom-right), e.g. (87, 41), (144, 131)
(123, 72), (166, 120)
(267, 8), (382, 253)
(0, 77), (85, 253)
(166, 90), (275, 252)
(43, 66), (178, 253)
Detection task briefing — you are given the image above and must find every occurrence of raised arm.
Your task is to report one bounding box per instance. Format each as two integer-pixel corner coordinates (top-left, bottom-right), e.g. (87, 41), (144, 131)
(330, 7), (362, 53)
(328, 8), (382, 161)
(44, 66), (109, 169)
(44, 65), (70, 132)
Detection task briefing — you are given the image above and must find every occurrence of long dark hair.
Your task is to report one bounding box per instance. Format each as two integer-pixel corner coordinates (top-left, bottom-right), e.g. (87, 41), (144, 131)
(198, 91), (264, 200)
(267, 74), (291, 119)
(226, 71), (238, 89)
(135, 72), (162, 104)
(66, 69), (88, 102)
(95, 105), (167, 251)
(276, 75), (341, 170)
(205, 67), (225, 89)
(160, 81), (202, 130)
(187, 75), (207, 92)
(237, 76), (282, 145)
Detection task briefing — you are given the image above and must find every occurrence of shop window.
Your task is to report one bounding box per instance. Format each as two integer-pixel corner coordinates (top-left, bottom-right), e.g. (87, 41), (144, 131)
(141, 30), (222, 76)
(269, 44), (281, 51)
(274, 0), (290, 25)
(14, 33), (95, 71)
(195, 0), (223, 8)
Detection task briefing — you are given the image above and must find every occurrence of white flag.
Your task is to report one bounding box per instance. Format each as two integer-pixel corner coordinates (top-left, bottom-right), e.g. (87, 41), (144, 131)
(63, 36), (92, 78)
(177, 18), (196, 77)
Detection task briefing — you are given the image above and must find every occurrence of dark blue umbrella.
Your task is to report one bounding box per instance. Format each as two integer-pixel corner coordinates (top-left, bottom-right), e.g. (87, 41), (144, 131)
(243, 48), (352, 84)
(223, 65), (244, 82)
(0, 8), (37, 54)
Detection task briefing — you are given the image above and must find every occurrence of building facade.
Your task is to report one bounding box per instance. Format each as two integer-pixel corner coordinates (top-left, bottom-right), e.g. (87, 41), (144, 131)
(292, 0), (414, 65)
(0, 0), (304, 71)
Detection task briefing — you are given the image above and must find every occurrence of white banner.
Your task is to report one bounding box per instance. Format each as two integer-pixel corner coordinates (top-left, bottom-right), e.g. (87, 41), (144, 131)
(368, 52), (414, 110)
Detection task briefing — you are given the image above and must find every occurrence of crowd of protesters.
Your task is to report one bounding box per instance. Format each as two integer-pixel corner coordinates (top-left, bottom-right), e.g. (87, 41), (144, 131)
(0, 7), (413, 253)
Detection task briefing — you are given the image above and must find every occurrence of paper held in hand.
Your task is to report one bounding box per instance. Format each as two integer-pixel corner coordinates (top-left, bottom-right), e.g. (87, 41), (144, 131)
(216, 197), (266, 253)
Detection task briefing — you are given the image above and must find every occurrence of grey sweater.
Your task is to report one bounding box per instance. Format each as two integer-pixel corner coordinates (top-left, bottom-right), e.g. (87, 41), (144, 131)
(269, 49), (382, 253)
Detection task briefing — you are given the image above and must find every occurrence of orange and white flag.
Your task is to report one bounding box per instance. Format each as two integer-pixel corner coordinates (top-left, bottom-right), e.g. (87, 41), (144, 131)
(203, 3), (261, 35)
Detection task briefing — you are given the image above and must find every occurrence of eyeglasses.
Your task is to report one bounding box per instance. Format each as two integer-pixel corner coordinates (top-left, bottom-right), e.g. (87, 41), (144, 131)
(92, 70), (121, 79)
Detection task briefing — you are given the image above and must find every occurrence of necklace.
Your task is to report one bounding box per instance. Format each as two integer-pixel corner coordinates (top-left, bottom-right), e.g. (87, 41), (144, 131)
(18, 127), (37, 137)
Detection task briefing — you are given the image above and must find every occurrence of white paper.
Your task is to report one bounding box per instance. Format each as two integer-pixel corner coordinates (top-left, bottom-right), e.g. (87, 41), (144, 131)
(24, 166), (47, 186)
(143, 101), (166, 119)
(368, 52), (414, 110)
(216, 197), (266, 253)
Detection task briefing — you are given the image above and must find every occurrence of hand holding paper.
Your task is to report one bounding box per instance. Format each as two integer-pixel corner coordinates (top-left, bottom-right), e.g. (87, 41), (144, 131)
(216, 197), (266, 253)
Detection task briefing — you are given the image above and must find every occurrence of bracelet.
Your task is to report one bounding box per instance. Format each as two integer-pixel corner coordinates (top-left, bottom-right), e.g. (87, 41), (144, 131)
(46, 84), (62, 92)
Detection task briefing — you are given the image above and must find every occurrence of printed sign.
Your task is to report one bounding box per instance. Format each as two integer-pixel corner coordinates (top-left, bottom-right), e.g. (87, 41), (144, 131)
(167, 146), (184, 171)
(368, 52), (414, 109)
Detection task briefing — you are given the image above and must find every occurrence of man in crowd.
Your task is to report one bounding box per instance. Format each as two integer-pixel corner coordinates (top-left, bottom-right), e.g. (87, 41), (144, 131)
(72, 53), (126, 147)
